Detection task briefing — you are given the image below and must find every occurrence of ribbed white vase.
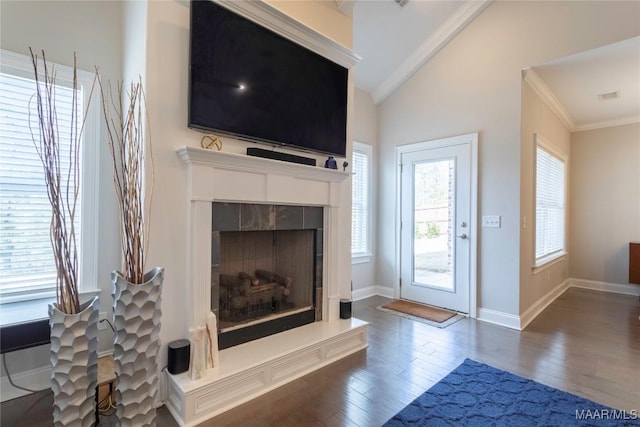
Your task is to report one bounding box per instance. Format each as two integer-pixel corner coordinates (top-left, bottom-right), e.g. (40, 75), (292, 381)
(49, 296), (99, 427)
(112, 267), (164, 427)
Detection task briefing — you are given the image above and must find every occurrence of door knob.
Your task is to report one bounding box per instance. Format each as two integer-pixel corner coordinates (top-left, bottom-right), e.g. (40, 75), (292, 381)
(457, 233), (468, 239)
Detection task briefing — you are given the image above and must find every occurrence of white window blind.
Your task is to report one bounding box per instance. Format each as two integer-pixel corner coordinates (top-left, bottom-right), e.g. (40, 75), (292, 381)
(535, 142), (565, 262)
(351, 142), (371, 256)
(0, 50), (98, 303)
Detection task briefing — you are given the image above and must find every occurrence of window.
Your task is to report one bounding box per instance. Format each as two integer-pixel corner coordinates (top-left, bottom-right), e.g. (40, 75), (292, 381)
(535, 134), (566, 268)
(351, 141), (372, 261)
(0, 50), (99, 306)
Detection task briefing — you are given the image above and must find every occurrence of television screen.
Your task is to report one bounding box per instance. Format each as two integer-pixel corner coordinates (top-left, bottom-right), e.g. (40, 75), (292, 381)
(189, 0), (348, 157)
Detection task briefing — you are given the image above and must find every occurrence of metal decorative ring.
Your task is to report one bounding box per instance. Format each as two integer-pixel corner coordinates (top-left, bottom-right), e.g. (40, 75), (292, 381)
(200, 134), (222, 151)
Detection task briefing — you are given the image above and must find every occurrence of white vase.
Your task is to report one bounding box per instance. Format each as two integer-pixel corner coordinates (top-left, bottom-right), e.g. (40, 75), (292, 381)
(49, 295), (99, 427)
(112, 267), (164, 427)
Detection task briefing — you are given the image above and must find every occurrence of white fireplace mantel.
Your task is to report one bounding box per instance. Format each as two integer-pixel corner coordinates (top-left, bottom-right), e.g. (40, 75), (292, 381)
(177, 146), (350, 208)
(177, 146), (350, 183)
(166, 146), (368, 426)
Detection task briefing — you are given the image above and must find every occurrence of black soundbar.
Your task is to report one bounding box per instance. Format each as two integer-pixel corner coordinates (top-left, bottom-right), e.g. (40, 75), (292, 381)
(246, 147), (316, 166)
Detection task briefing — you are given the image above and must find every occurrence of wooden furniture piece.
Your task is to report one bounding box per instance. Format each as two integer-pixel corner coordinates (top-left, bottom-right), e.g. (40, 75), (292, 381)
(630, 242), (640, 285)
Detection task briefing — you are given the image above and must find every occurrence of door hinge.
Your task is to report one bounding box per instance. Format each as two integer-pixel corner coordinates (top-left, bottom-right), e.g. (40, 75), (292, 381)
(399, 278), (402, 288)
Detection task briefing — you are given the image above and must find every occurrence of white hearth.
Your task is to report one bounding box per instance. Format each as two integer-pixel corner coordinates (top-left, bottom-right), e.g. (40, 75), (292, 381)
(166, 147), (368, 426)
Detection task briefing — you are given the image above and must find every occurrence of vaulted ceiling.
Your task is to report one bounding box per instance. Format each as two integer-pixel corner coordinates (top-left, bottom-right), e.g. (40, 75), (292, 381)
(351, 0), (491, 104)
(348, 0), (640, 130)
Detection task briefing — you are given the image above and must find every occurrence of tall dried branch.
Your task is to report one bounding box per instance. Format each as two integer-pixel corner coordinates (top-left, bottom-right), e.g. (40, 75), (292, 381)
(98, 75), (154, 284)
(29, 48), (96, 314)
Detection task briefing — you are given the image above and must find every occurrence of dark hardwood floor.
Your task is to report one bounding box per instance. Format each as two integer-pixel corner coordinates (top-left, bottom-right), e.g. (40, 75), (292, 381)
(2, 287), (638, 426)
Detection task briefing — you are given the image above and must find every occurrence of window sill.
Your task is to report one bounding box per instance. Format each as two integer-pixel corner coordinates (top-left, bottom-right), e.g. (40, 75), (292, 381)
(352, 253), (373, 265)
(532, 252), (567, 275)
(0, 289), (100, 327)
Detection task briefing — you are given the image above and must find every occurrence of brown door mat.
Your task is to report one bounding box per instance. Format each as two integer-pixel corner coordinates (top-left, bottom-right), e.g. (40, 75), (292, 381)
(382, 300), (456, 323)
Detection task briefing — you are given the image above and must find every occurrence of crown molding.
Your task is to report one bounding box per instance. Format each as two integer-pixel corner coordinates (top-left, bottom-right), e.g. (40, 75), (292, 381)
(522, 67), (576, 131)
(216, 0), (360, 69)
(523, 68), (639, 133)
(574, 116), (640, 132)
(371, 0), (493, 104)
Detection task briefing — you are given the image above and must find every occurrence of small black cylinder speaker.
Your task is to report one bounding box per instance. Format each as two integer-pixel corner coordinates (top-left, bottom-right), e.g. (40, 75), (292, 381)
(168, 339), (190, 375)
(340, 299), (352, 319)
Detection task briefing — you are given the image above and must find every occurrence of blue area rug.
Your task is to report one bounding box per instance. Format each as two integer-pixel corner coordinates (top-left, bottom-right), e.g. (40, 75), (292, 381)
(384, 359), (639, 426)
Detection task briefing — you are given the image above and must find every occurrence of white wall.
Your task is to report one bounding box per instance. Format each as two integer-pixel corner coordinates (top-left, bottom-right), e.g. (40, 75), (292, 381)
(376, 0), (640, 318)
(519, 79), (571, 313)
(570, 123), (640, 284)
(351, 88), (378, 294)
(0, 0), (122, 398)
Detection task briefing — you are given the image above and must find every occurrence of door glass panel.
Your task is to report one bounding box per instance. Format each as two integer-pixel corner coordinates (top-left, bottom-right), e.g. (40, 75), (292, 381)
(413, 159), (454, 290)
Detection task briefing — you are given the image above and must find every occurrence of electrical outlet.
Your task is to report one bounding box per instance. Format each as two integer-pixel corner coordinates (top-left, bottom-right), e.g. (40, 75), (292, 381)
(482, 215), (501, 228)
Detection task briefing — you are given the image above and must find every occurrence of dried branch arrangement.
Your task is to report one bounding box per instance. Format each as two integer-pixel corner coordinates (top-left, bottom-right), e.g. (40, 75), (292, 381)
(29, 48), (95, 314)
(98, 76), (154, 284)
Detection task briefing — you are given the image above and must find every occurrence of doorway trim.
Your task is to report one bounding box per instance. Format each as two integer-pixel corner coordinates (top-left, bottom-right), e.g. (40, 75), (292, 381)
(394, 133), (479, 318)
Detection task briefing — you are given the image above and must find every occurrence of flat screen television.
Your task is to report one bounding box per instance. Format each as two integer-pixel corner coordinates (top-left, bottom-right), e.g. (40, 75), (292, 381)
(189, 0), (348, 158)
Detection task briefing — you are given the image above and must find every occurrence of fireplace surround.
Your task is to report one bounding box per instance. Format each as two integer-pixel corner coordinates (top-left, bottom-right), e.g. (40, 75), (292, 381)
(166, 147), (368, 426)
(212, 202), (324, 348)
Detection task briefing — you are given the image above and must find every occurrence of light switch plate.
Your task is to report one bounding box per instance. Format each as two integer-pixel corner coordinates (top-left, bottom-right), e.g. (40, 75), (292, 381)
(482, 215), (501, 228)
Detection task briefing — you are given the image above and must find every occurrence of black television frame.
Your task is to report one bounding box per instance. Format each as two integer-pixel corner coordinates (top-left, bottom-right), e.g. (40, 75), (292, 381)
(188, 0), (349, 158)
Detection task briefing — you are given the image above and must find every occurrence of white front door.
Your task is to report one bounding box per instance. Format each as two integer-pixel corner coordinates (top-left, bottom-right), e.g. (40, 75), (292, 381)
(399, 135), (473, 313)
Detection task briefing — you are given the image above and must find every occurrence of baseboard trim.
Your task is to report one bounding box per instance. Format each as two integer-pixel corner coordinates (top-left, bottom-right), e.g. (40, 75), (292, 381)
(0, 363), (50, 402)
(352, 286), (394, 301)
(476, 308), (521, 330)
(569, 278), (640, 296)
(518, 278), (638, 331)
(375, 286), (394, 299)
(520, 279), (570, 330)
(351, 286), (376, 301)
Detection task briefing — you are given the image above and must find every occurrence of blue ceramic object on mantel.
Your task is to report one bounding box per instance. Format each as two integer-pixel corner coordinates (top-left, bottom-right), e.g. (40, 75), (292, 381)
(325, 156), (337, 169)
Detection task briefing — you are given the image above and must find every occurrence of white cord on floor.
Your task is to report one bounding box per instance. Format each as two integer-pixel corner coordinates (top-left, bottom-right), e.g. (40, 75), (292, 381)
(2, 353), (47, 393)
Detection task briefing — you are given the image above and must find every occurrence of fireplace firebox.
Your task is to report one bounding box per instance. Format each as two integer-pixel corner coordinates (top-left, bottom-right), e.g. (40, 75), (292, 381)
(211, 203), (323, 349)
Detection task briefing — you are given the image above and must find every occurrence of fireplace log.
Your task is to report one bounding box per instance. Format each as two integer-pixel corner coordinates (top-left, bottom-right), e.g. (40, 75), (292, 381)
(248, 282), (278, 294)
(255, 269), (293, 288)
(222, 271), (296, 322)
(238, 272), (260, 286)
(230, 296), (248, 309)
(239, 278), (251, 291)
(221, 274), (250, 296)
